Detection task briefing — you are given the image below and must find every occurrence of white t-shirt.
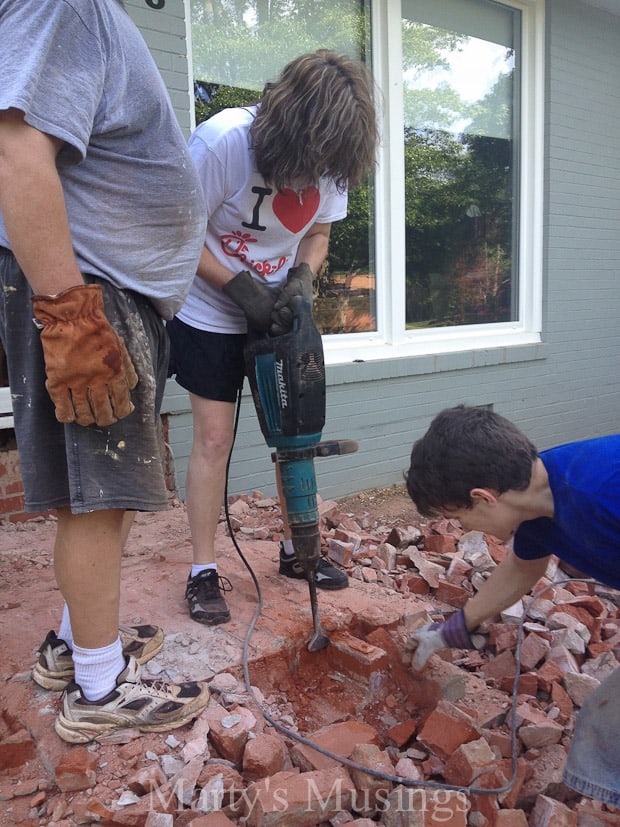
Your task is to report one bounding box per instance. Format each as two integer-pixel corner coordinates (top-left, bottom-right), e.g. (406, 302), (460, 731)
(177, 106), (348, 333)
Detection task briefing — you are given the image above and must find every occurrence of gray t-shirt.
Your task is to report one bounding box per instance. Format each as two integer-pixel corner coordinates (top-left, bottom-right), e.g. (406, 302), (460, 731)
(0, 0), (205, 319)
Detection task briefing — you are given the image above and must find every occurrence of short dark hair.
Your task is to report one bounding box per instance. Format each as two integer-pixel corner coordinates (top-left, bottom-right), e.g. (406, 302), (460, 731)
(406, 405), (538, 516)
(249, 50), (378, 193)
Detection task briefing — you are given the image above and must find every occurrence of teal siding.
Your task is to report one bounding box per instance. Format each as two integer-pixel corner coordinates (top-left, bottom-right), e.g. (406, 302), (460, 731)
(125, 0), (193, 135)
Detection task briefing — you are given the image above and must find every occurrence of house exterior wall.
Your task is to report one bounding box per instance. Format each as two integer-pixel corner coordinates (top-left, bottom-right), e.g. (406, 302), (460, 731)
(125, 0), (193, 136)
(162, 0), (620, 502)
(2, 0), (615, 517)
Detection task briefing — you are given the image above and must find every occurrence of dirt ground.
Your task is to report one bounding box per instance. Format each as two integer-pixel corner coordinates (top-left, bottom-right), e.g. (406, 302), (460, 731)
(0, 484), (421, 824)
(2, 484), (617, 826)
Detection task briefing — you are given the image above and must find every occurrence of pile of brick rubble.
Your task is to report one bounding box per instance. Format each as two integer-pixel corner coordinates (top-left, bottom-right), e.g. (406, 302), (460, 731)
(1, 491), (619, 827)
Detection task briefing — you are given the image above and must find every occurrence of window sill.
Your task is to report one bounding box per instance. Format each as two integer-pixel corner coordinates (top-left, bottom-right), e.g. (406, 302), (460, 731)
(323, 329), (547, 385)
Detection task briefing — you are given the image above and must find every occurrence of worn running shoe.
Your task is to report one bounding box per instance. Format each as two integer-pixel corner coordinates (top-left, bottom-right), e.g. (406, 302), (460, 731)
(185, 569), (232, 625)
(55, 656), (210, 743)
(278, 543), (349, 590)
(32, 625), (165, 691)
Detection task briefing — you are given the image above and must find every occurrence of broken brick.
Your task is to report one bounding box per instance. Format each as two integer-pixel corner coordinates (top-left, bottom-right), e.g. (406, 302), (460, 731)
(519, 632), (551, 671)
(417, 700), (481, 760)
(326, 630), (388, 680)
(241, 767), (356, 827)
(54, 747), (98, 792)
(290, 721), (380, 773)
(443, 736), (497, 785)
(242, 732), (288, 781)
(0, 728), (35, 770)
(386, 718), (417, 748)
(529, 794), (578, 826)
(434, 580), (471, 608)
(424, 534), (457, 555)
(347, 742), (394, 815)
(495, 810), (529, 827)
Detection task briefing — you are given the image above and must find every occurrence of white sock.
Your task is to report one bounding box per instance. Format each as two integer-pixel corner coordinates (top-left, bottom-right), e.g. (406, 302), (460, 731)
(72, 638), (126, 702)
(191, 563), (217, 578)
(281, 539), (295, 557)
(58, 604), (73, 649)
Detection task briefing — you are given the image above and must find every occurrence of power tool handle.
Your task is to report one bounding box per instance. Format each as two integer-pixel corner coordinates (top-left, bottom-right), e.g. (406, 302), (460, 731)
(315, 439), (359, 457)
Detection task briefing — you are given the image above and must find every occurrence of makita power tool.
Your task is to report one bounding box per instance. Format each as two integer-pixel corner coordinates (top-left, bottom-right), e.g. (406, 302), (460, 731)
(244, 295), (357, 651)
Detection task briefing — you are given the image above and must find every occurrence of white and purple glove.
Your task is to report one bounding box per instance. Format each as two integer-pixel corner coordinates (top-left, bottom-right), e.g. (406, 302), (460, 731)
(406, 609), (475, 671)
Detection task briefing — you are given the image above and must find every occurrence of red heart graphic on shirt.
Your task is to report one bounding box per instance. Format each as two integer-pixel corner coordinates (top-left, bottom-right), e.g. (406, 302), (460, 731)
(272, 187), (320, 233)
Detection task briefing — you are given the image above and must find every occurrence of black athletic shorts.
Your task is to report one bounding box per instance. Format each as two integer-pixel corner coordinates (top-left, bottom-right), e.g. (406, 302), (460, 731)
(166, 316), (246, 403)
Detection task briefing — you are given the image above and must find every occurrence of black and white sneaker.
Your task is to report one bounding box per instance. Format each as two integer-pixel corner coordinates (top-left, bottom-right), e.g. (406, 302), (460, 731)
(32, 625), (164, 691)
(185, 569), (232, 625)
(55, 656), (210, 744)
(278, 543), (348, 590)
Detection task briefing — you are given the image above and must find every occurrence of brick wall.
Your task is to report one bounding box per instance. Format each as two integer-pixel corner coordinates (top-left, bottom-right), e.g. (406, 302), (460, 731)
(0, 443), (29, 523)
(0, 416), (176, 523)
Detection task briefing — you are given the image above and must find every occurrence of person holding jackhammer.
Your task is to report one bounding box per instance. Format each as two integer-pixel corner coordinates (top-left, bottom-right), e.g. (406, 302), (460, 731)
(167, 50), (379, 626)
(405, 405), (620, 806)
(0, 0), (212, 743)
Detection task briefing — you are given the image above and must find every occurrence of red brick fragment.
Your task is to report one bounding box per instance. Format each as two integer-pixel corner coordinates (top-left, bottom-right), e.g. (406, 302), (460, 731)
(386, 718), (417, 748)
(0, 728), (35, 770)
(443, 736), (496, 785)
(529, 793), (578, 826)
(54, 747), (98, 792)
(417, 700), (480, 760)
(424, 534), (457, 554)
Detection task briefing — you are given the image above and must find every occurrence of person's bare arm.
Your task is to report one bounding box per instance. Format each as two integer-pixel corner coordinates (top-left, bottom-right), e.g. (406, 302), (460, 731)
(195, 243), (237, 289)
(463, 550), (550, 630)
(294, 222), (331, 274)
(0, 109), (82, 294)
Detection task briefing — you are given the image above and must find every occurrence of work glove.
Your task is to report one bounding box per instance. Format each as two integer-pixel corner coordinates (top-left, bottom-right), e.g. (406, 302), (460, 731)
(222, 270), (276, 333)
(31, 284), (138, 428)
(270, 263), (314, 336)
(405, 608), (476, 671)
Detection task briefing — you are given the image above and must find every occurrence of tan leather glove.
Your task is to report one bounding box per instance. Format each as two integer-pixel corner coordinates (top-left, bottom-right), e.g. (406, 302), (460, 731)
(31, 284), (138, 427)
(222, 270), (277, 333)
(270, 263), (314, 336)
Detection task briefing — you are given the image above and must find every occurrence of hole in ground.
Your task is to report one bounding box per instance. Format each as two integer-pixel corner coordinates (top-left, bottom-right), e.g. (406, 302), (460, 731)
(237, 622), (425, 745)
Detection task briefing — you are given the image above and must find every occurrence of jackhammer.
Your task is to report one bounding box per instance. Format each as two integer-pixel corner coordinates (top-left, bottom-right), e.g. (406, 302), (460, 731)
(244, 295), (358, 652)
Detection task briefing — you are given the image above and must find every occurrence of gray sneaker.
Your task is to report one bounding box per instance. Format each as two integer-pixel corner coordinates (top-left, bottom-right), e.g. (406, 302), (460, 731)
(185, 569), (232, 625)
(32, 625), (165, 691)
(55, 656), (211, 744)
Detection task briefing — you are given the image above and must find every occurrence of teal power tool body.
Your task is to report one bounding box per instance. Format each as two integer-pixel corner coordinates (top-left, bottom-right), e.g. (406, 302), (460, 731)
(244, 295), (357, 652)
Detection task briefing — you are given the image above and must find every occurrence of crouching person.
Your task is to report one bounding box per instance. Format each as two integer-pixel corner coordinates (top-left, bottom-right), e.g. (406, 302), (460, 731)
(405, 405), (620, 806)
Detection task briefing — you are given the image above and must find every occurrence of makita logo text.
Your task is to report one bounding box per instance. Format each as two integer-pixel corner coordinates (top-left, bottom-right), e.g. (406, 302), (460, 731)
(275, 360), (288, 408)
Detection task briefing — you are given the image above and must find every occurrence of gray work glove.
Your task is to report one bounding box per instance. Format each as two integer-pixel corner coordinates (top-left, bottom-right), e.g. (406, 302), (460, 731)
(222, 270), (277, 333)
(270, 263), (314, 336)
(405, 609), (478, 671)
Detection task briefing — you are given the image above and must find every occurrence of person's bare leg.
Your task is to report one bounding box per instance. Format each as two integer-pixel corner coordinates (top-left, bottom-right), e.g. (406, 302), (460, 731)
(53, 507), (125, 649)
(185, 394), (236, 565)
(120, 510), (135, 550)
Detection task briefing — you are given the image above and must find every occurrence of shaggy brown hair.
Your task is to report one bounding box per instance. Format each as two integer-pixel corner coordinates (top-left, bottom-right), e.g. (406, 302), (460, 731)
(406, 406), (539, 516)
(249, 50), (379, 193)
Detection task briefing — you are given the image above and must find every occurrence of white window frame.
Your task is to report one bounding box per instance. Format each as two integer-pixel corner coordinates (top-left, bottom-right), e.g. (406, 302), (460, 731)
(322, 0), (545, 366)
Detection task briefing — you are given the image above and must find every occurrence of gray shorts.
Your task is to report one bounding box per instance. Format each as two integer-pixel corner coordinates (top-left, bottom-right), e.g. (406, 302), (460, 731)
(0, 248), (169, 514)
(563, 664), (620, 806)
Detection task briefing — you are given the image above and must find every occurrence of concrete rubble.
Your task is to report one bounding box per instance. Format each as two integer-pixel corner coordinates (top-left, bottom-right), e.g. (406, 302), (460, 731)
(0, 489), (619, 826)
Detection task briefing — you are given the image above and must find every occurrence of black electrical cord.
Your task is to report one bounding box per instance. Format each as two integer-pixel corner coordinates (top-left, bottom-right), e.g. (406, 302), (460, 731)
(223, 388), (595, 796)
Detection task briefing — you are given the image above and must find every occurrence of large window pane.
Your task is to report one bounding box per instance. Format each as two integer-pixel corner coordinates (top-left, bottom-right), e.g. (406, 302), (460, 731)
(190, 0), (376, 335)
(402, 0), (520, 329)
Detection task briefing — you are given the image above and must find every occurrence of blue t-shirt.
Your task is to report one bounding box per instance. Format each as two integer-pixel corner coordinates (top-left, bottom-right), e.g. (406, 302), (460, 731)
(514, 435), (620, 589)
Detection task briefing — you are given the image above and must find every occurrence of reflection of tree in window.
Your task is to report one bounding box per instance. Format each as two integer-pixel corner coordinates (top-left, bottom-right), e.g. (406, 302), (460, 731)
(190, 0), (376, 335)
(402, 2), (519, 329)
